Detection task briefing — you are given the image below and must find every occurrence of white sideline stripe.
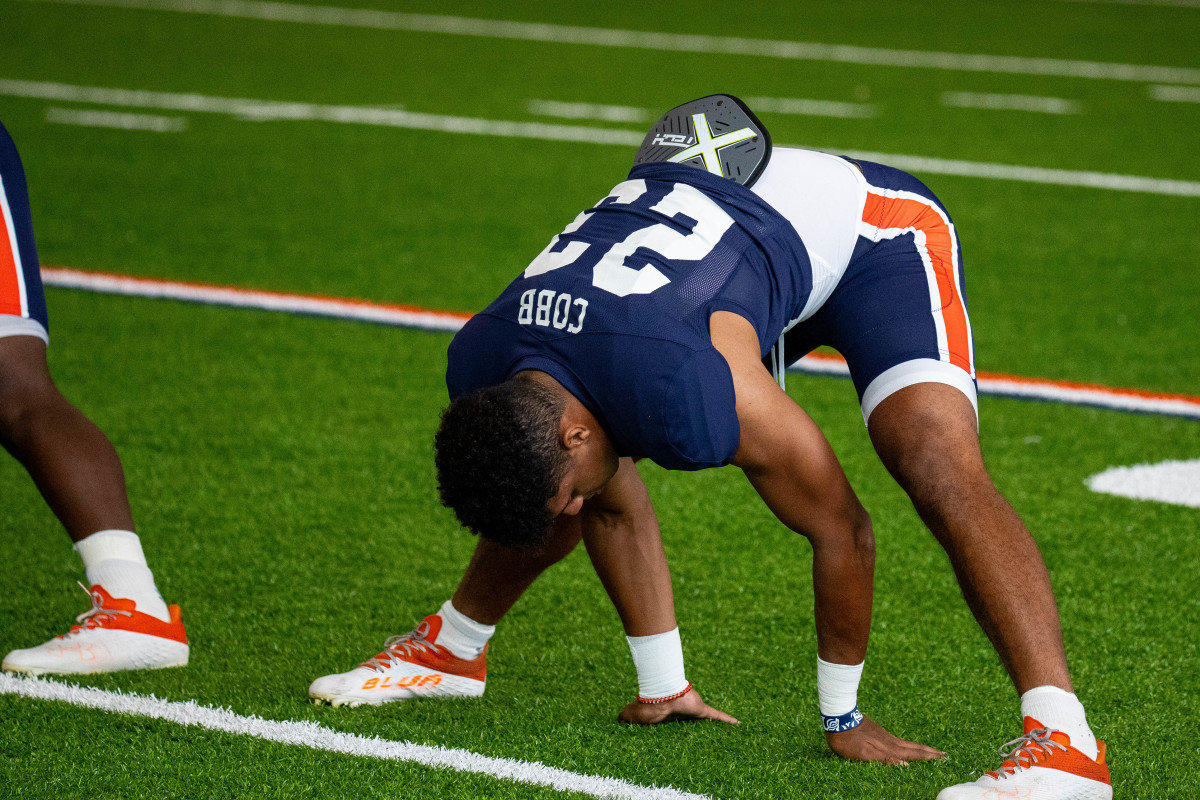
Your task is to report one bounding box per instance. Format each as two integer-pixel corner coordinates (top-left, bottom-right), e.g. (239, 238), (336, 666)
(39, 268), (1200, 421)
(23, 0), (1200, 86)
(45, 106), (188, 132)
(940, 92), (1081, 115)
(1150, 84), (1200, 103)
(971, 375), (1200, 419)
(0, 674), (710, 800)
(1087, 459), (1200, 508)
(744, 96), (876, 119)
(41, 267), (471, 331)
(799, 361), (1200, 419)
(4, 79), (1200, 198)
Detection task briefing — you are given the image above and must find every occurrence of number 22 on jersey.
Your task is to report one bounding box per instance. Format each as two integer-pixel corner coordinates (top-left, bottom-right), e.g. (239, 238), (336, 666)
(523, 179), (735, 298)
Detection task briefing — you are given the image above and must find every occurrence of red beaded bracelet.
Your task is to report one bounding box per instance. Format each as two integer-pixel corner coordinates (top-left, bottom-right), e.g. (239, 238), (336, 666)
(637, 683), (693, 704)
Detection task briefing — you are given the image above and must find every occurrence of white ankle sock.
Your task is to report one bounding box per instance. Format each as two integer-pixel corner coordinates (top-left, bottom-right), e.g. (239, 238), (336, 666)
(435, 600), (494, 660)
(1020, 685), (1098, 761)
(74, 530), (171, 622)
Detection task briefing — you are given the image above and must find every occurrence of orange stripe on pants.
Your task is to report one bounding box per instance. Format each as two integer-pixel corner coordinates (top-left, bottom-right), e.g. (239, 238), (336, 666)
(862, 191), (972, 374)
(0, 184), (25, 317)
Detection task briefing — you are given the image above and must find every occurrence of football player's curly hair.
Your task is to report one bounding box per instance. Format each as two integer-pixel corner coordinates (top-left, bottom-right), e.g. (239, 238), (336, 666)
(434, 376), (569, 553)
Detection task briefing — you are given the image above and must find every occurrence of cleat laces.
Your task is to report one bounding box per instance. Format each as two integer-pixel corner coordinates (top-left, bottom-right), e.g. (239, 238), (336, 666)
(61, 581), (132, 637)
(987, 727), (1068, 780)
(359, 626), (439, 672)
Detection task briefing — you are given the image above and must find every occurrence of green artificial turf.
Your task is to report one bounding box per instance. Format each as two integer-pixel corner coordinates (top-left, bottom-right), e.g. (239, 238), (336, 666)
(2, 292), (1197, 799)
(1, 1), (1198, 797)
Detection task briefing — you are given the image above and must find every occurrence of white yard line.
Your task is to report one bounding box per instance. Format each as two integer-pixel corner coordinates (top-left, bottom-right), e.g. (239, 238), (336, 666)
(0, 673), (711, 800)
(1150, 84), (1200, 102)
(0, 79), (644, 146)
(833, 146), (1200, 196)
(940, 91), (1081, 114)
(527, 96), (875, 123)
(39, 268), (1200, 421)
(4, 79), (1200, 197)
(45, 106), (188, 131)
(527, 100), (650, 124)
(743, 96), (876, 119)
(22, 0), (1200, 85)
(1087, 459), (1200, 508)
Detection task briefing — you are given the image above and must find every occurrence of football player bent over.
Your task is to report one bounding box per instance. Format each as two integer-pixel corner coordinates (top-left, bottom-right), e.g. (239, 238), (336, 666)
(310, 97), (1110, 800)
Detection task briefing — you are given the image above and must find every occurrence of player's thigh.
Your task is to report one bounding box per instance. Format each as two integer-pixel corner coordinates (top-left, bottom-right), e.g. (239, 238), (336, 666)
(866, 381), (987, 501)
(0, 334), (58, 432)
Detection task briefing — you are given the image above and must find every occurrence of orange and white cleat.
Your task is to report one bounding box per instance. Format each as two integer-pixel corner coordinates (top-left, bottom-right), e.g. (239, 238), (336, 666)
(308, 614), (486, 707)
(2, 582), (188, 676)
(938, 716), (1112, 800)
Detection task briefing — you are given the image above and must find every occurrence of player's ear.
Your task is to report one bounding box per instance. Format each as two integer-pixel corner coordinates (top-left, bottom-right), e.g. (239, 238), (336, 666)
(562, 423), (591, 450)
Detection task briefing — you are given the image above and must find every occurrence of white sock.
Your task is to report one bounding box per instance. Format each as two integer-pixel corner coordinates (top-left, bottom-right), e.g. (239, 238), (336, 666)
(74, 529), (171, 622)
(1020, 685), (1098, 761)
(626, 627), (689, 700)
(435, 600), (494, 660)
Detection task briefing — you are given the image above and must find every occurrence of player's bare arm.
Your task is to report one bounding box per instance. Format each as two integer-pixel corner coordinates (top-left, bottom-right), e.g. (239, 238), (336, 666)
(578, 457), (739, 725)
(710, 310), (943, 763)
(577, 457), (676, 638)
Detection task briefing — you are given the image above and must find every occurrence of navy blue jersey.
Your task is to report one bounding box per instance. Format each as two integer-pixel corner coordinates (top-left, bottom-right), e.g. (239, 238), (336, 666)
(447, 163), (812, 471)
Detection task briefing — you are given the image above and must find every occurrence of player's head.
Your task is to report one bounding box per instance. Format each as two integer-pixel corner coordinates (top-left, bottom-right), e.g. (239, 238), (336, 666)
(435, 375), (572, 552)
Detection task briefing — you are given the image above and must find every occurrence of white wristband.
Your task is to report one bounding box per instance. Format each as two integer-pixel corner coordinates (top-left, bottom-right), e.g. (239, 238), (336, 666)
(817, 657), (864, 717)
(626, 627), (689, 701)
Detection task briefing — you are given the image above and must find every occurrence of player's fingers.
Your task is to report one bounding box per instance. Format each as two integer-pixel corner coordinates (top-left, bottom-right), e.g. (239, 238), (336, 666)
(897, 739), (946, 760)
(698, 705), (741, 725)
(870, 724), (945, 761)
(867, 738), (941, 766)
(868, 749), (910, 767)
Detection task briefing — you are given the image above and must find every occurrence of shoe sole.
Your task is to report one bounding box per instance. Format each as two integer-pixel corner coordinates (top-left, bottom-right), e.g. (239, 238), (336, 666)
(2, 657), (189, 677)
(309, 693), (485, 707)
(309, 675), (485, 708)
(310, 695), (393, 708)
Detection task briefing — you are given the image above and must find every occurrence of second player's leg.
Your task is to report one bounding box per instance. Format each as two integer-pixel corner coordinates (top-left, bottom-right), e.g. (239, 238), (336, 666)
(0, 335), (135, 541)
(866, 381), (1071, 694)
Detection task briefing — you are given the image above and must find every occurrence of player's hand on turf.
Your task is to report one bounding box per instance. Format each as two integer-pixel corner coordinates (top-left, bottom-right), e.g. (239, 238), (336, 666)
(825, 716), (945, 765)
(617, 688), (740, 726)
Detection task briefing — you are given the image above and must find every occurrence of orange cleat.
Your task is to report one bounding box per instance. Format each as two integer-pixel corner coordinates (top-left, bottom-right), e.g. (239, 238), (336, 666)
(309, 614), (486, 707)
(938, 716), (1112, 800)
(2, 582), (188, 676)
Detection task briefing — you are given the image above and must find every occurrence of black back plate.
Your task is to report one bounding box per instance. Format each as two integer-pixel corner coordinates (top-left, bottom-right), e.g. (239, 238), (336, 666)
(632, 95), (771, 187)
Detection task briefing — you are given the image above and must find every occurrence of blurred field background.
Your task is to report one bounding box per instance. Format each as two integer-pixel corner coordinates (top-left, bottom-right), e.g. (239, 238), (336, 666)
(1, 1), (1197, 797)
